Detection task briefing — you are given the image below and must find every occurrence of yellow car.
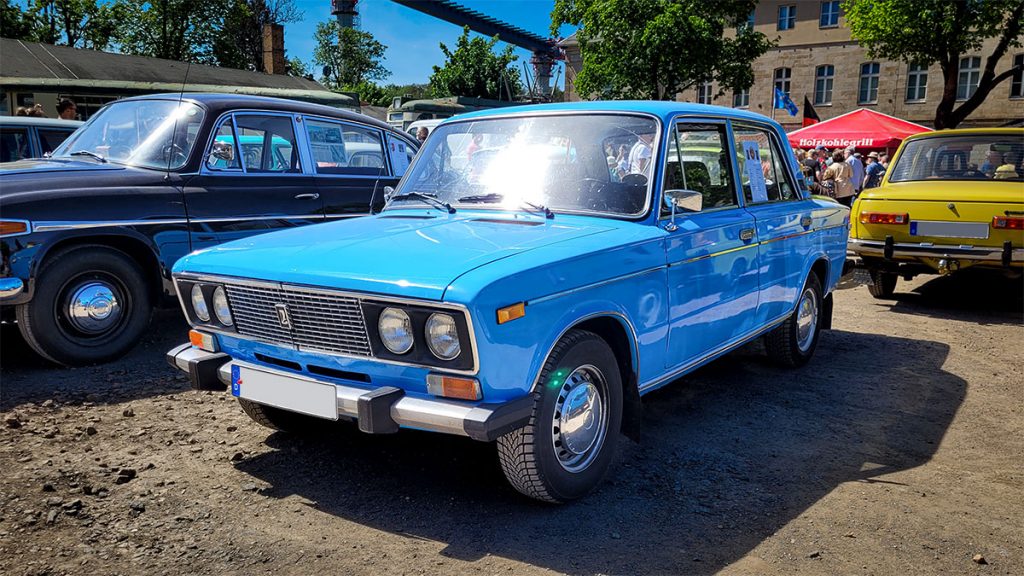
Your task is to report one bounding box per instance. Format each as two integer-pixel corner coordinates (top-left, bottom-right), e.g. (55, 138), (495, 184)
(849, 128), (1024, 298)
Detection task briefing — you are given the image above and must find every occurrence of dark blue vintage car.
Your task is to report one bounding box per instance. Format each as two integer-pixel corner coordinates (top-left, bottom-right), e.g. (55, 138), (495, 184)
(168, 101), (850, 502)
(0, 93), (418, 365)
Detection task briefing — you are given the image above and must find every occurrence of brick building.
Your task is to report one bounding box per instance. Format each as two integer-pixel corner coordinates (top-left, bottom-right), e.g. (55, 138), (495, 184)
(561, 0), (1024, 131)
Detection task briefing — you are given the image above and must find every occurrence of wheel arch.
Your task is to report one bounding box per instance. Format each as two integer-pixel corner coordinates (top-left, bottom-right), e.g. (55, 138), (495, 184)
(35, 232), (166, 301)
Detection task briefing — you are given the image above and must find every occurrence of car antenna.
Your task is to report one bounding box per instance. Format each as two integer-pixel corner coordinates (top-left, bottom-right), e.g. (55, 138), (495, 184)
(165, 59), (192, 180)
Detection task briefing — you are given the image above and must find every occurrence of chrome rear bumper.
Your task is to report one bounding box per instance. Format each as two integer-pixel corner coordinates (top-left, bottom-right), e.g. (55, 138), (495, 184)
(166, 343), (531, 442)
(849, 238), (1024, 263)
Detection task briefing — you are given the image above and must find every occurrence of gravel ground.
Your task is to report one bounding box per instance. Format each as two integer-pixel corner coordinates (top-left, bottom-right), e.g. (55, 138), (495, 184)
(1, 270), (1021, 576)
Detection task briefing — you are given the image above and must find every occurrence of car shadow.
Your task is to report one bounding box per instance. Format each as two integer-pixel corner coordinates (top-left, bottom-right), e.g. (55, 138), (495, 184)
(234, 329), (965, 575)
(882, 270), (1023, 326)
(0, 309), (191, 410)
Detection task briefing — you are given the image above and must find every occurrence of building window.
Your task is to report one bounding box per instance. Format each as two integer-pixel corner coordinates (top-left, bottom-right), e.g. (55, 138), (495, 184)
(1009, 54), (1023, 98)
(858, 62), (880, 104)
(906, 63), (928, 102)
(957, 56), (981, 100)
(696, 81), (713, 104)
(774, 67), (792, 96)
(819, 1), (840, 27)
(814, 65), (834, 105)
(733, 88), (750, 108)
(778, 5), (796, 30)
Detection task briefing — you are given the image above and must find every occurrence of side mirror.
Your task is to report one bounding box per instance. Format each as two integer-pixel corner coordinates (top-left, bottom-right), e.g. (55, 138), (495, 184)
(664, 189), (702, 231)
(207, 141), (234, 165)
(383, 186), (396, 201)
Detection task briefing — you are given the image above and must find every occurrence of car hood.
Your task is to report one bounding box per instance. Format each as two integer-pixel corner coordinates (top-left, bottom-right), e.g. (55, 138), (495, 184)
(0, 158), (127, 175)
(173, 210), (615, 301)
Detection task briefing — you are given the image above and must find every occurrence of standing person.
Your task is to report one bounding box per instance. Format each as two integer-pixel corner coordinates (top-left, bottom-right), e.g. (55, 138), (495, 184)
(466, 132), (483, 162)
(879, 152), (889, 169)
(56, 98), (77, 120)
(801, 149), (821, 187)
(863, 151), (886, 189)
(845, 145), (864, 196)
(823, 150), (855, 206)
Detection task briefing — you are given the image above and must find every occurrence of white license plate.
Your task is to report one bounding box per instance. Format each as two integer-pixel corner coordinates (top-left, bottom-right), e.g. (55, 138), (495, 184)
(230, 365), (338, 420)
(910, 220), (989, 239)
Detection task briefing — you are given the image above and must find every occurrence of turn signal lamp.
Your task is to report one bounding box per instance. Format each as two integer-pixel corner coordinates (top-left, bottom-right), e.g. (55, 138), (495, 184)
(860, 212), (909, 225)
(426, 374), (481, 401)
(189, 329), (218, 352)
(0, 220), (29, 236)
(992, 216), (1024, 230)
(496, 302), (525, 324)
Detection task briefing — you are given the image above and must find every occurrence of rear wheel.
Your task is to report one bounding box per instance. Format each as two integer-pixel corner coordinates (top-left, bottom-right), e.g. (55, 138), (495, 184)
(765, 273), (823, 367)
(238, 398), (335, 434)
(867, 268), (898, 299)
(496, 329), (623, 503)
(16, 245), (152, 366)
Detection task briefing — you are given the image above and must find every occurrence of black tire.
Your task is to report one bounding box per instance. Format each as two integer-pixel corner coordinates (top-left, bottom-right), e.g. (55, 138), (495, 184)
(237, 398), (333, 434)
(765, 273), (823, 368)
(867, 268), (898, 299)
(496, 329), (623, 503)
(15, 245), (152, 366)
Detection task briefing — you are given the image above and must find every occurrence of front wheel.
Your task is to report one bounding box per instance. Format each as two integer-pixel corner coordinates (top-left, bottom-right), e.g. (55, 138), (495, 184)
(16, 245), (152, 366)
(237, 398), (336, 434)
(765, 273), (823, 367)
(496, 329), (623, 503)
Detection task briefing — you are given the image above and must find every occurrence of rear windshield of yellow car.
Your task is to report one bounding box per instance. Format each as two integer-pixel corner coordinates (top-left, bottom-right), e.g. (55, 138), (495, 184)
(888, 136), (1023, 183)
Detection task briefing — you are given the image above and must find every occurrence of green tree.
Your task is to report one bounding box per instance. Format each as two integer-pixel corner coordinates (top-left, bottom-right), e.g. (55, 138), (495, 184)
(429, 27), (522, 99)
(843, 0), (1024, 129)
(312, 21), (389, 91)
(1, 0), (35, 40)
(118, 0), (228, 63)
(551, 0), (772, 100)
(212, 0), (301, 71)
(287, 56), (310, 78)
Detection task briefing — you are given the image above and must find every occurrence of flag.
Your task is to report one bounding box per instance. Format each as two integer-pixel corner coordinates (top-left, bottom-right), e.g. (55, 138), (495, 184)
(803, 95), (820, 127)
(774, 87), (799, 117)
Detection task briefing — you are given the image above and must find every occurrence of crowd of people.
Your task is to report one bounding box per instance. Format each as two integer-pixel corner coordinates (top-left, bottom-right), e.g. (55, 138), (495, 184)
(795, 145), (888, 207)
(13, 98), (78, 120)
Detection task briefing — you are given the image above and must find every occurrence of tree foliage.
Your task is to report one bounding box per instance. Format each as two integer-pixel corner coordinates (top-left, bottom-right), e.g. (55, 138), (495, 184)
(552, 0), (773, 100)
(212, 0), (301, 72)
(4, 0), (126, 49)
(428, 27), (522, 100)
(312, 21), (389, 91)
(843, 0), (1024, 129)
(117, 0), (229, 63)
(0, 0), (34, 40)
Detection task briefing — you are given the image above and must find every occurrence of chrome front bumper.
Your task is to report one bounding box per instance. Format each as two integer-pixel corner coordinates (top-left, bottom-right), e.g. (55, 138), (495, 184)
(0, 277), (24, 300)
(166, 343), (532, 442)
(849, 238), (1024, 263)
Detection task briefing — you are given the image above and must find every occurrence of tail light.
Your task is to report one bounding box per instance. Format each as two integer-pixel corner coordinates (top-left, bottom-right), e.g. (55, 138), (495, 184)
(992, 216), (1024, 230)
(860, 212), (909, 225)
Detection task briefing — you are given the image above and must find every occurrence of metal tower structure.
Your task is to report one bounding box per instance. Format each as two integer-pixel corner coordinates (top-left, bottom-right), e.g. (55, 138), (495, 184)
(330, 0), (361, 29)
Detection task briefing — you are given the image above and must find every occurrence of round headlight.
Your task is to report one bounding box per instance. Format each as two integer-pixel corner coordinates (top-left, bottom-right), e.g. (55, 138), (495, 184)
(425, 313), (460, 360)
(190, 284), (210, 322)
(378, 307), (413, 354)
(212, 286), (233, 326)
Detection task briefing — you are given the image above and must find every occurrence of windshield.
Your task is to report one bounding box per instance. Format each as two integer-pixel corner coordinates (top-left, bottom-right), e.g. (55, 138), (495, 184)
(53, 99), (205, 170)
(391, 113), (658, 217)
(888, 135), (1023, 183)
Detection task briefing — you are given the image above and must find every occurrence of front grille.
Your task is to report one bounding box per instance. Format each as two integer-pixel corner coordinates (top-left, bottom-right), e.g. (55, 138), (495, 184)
(224, 283), (373, 357)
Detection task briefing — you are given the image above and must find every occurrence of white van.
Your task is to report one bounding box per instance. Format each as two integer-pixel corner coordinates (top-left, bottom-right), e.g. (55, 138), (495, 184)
(406, 118), (444, 141)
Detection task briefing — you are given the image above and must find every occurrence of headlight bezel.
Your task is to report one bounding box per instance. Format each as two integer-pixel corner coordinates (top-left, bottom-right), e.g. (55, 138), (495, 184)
(176, 279), (236, 331)
(425, 312), (461, 360)
(361, 301), (475, 372)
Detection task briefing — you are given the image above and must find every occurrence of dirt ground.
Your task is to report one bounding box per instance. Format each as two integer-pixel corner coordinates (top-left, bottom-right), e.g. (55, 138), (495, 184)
(0, 270), (1021, 576)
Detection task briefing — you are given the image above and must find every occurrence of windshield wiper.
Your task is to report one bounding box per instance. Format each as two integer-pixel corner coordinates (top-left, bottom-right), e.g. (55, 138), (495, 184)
(68, 150), (107, 163)
(387, 192), (455, 214)
(456, 193), (554, 219)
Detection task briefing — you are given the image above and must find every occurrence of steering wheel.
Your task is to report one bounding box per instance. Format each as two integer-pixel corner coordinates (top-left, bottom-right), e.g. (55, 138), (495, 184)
(571, 177), (612, 211)
(162, 143), (188, 166)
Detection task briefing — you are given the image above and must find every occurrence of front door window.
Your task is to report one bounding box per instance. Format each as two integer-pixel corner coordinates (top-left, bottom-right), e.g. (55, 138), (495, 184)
(661, 122), (737, 216)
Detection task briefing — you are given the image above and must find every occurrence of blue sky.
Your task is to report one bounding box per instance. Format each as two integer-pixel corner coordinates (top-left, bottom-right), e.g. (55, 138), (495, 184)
(288, 0), (573, 87)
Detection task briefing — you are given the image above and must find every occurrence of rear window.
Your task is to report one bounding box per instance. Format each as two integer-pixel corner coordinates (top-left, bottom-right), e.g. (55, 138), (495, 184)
(888, 135), (1023, 183)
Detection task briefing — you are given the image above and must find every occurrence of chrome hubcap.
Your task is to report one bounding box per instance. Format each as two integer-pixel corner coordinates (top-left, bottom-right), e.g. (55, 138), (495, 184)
(67, 281), (121, 333)
(796, 287), (818, 352)
(551, 365), (608, 473)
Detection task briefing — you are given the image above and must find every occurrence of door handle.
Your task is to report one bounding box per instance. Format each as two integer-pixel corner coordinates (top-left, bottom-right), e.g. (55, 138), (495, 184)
(740, 228), (755, 241)
(800, 216), (812, 228)
(294, 193), (320, 200)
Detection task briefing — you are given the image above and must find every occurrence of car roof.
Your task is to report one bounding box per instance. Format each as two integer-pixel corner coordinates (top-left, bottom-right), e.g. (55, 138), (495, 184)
(0, 116), (83, 128)
(112, 92), (401, 135)
(447, 100), (780, 128)
(903, 127), (1024, 141)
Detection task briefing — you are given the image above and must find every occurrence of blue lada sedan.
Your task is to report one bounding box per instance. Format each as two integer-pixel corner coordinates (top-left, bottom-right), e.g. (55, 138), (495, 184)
(167, 102), (850, 502)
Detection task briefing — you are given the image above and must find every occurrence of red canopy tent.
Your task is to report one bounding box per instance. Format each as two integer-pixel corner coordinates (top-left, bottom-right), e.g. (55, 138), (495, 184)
(787, 108), (932, 152)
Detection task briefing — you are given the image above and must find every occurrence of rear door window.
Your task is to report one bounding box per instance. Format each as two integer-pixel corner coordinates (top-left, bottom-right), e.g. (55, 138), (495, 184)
(733, 124), (798, 204)
(385, 133), (415, 177)
(304, 119), (387, 176)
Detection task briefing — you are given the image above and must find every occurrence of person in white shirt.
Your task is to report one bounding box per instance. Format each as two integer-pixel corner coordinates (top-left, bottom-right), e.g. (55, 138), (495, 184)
(845, 146), (865, 194)
(627, 132), (654, 178)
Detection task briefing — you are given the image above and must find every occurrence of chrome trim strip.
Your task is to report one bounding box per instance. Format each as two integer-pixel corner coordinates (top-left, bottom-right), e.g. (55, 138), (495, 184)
(218, 360), (477, 437)
(849, 238), (1024, 262)
(31, 219), (189, 232)
(324, 213), (366, 219)
(188, 214), (325, 224)
(527, 266), (666, 305)
(0, 277), (25, 299)
(527, 311), (640, 395)
(668, 242), (758, 267)
(638, 314), (790, 394)
(175, 272), (481, 376)
(0, 218), (32, 238)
